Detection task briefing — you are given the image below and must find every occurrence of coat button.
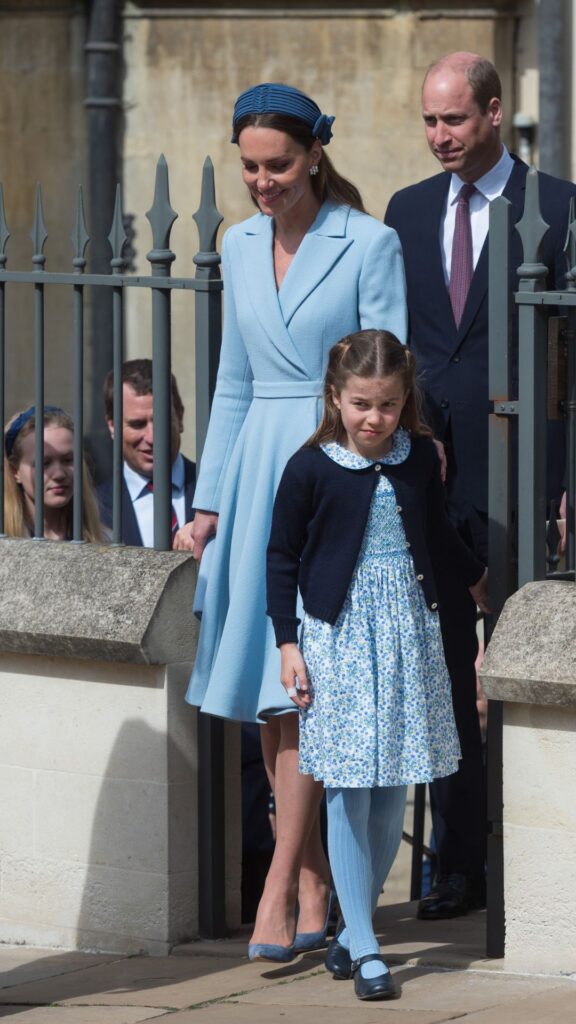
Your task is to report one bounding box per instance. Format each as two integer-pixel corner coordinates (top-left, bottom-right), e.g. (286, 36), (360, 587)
(417, 574), (424, 581)
(431, 602), (438, 610)
(451, 355), (461, 363)
(440, 399), (449, 409)
(374, 464), (381, 472)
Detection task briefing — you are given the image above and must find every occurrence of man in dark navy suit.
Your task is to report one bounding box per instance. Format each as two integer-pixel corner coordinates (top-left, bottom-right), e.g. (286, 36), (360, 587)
(385, 52), (576, 919)
(98, 359), (195, 547)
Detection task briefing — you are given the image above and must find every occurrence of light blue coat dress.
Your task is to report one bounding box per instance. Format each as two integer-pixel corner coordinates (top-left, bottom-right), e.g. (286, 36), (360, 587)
(186, 199), (407, 722)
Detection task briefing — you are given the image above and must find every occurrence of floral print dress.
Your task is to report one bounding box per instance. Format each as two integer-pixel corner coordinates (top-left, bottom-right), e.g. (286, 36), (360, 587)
(298, 430), (461, 789)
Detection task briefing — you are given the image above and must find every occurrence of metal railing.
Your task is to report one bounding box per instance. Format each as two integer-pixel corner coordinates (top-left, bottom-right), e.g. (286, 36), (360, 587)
(0, 155), (227, 938)
(488, 167), (576, 956)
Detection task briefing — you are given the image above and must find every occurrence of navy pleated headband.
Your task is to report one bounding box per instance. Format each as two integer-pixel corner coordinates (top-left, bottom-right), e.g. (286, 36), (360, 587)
(231, 83), (335, 145)
(4, 405), (65, 458)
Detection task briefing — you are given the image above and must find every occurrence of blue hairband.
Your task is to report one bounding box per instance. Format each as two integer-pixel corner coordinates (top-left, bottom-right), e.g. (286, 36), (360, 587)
(231, 83), (335, 145)
(4, 405), (65, 458)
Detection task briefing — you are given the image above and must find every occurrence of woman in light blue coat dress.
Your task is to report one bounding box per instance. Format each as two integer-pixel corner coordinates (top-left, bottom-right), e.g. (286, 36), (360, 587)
(177, 83), (407, 961)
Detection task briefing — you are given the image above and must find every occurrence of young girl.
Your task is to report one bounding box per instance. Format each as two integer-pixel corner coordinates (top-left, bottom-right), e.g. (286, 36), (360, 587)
(266, 330), (488, 1001)
(4, 406), (104, 542)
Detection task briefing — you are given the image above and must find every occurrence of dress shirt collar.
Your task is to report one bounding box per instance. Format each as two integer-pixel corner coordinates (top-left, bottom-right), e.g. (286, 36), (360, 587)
(124, 452), (185, 500)
(448, 145), (514, 206)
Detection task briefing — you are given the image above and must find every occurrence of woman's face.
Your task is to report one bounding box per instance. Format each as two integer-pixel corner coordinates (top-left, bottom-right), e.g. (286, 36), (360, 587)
(238, 126), (321, 218)
(12, 425), (74, 510)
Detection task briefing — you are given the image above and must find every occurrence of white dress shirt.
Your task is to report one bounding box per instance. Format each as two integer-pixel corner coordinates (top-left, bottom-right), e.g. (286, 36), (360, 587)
(123, 452), (186, 548)
(441, 145), (515, 285)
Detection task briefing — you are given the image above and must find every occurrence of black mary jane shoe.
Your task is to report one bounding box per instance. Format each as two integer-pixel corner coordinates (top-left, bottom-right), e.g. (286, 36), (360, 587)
(351, 954), (396, 1001)
(324, 919), (352, 980)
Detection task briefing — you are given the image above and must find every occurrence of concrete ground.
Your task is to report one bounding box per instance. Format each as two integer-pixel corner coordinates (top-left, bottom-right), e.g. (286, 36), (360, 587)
(1, 900), (575, 1023)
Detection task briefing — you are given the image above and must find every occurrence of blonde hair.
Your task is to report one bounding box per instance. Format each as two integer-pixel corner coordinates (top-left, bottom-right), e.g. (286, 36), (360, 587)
(3, 408), (105, 543)
(305, 329), (431, 448)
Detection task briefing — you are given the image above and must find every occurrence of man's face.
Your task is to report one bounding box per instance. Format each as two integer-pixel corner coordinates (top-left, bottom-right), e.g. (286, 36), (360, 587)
(422, 68), (502, 182)
(106, 383), (183, 477)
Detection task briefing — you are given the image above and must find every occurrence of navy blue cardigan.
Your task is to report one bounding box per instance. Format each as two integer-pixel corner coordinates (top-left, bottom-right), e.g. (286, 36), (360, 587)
(266, 436), (484, 646)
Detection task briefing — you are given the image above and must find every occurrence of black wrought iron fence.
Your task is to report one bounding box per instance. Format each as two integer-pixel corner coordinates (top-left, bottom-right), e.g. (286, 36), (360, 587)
(487, 168), (576, 956)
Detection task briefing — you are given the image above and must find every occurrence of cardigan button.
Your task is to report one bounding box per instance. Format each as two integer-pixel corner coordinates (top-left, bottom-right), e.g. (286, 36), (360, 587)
(396, 505), (403, 512)
(406, 541), (411, 548)
(374, 464), (381, 472)
(431, 602), (438, 610)
(416, 574), (424, 581)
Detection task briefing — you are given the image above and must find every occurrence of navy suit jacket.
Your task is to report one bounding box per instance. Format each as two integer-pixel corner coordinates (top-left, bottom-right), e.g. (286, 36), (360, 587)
(385, 156), (576, 513)
(97, 454), (196, 547)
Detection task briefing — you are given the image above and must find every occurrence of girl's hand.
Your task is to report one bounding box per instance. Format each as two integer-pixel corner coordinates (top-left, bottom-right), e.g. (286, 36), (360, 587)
(173, 510), (218, 558)
(469, 569), (491, 614)
(433, 438), (447, 483)
(280, 643), (312, 709)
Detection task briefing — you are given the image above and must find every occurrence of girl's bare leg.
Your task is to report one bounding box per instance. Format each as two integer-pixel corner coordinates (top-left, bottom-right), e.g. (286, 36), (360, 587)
(249, 713), (330, 947)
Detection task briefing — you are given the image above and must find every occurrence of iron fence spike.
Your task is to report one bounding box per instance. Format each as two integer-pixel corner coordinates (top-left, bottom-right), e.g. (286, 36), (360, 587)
(516, 167), (549, 267)
(146, 154), (178, 253)
(0, 184), (10, 261)
(193, 156), (223, 257)
(30, 183), (48, 268)
(71, 185), (90, 271)
(107, 183), (128, 270)
(563, 196), (576, 288)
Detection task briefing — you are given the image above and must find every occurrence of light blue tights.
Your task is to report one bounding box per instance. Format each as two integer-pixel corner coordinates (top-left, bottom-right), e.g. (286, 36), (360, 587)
(326, 785), (407, 979)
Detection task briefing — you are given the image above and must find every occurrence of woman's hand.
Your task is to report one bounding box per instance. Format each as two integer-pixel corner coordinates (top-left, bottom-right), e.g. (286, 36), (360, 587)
(280, 643), (312, 710)
(469, 569), (491, 614)
(173, 510), (218, 559)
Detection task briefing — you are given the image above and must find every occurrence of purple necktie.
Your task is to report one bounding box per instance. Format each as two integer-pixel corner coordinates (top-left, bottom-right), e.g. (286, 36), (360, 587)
(449, 182), (476, 328)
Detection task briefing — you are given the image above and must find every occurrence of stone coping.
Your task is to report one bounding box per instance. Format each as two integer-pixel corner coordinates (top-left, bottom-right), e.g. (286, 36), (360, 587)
(480, 580), (576, 706)
(0, 537), (198, 665)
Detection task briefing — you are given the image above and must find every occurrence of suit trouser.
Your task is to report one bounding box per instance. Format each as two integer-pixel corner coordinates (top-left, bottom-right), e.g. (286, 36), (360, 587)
(429, 502), (487, 883)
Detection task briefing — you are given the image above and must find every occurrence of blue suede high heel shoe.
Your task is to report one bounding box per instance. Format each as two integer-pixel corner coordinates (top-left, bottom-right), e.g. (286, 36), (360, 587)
(293, 889), (335, 953)
(247, 942), (295, 963)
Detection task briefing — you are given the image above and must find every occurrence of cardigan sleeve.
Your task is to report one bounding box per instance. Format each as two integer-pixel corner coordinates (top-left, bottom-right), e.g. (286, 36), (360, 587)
(192, 229), (254, 512)
(424, 445), (485, 586)
(266, 454), (314, 646)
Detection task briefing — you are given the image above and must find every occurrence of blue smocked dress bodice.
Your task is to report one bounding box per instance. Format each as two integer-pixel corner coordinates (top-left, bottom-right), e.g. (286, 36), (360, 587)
(299, 429), (461, 788)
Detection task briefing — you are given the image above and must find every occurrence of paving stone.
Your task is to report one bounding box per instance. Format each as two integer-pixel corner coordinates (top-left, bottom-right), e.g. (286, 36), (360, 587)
(0, 949), (123, 988)
(159, 1004), (447, 1023)
(234, 964), (570, 1013)
(0, 955), (319, 1010)
(462, 984), (576, 1022)
(0, 1009), (167, 1023)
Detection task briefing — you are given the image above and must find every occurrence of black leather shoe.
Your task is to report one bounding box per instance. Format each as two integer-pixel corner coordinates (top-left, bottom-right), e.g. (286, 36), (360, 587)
(324, 919), (351, 980)
(417, 873), (485, 920)
(351, 955), (396, 1001)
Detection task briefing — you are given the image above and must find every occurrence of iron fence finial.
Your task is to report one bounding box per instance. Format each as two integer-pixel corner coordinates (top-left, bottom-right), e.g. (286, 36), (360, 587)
(30, 183), (48, 271)
(516, 167), (549, 292)
(71, 185), (90, 274)
(193, 156), (223, 279)
(108, 184), (128, 273)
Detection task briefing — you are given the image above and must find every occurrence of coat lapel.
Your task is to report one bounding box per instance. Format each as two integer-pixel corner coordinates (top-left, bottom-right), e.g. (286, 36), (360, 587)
(277, 203), (353, 325)
(424, 175), (457, 336)
(236, 214), (309, 375)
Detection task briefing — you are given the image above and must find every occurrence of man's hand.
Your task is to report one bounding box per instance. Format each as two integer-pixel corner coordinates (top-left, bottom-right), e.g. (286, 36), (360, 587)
(280, 643), (312, 710)
(433, 438), (447, 482)
(469, 569), (490, 614)
(173, 510), (218, 559)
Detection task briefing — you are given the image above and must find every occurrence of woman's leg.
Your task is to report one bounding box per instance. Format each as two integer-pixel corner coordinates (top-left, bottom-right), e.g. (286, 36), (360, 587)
(326, 787), (387, 978)
(250, 713), (329, 947)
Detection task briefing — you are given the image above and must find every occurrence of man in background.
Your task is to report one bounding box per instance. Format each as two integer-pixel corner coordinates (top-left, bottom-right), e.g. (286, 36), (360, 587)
(98, 358), (195, 546)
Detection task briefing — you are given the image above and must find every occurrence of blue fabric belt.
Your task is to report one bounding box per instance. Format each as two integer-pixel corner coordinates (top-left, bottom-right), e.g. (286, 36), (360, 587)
(252, 380), (324, 399)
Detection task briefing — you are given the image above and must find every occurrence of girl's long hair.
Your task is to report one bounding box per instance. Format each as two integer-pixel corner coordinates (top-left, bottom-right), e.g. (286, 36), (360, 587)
(3, 408), (105, 542)
(233, 112), (366, 213)
(305, 329), (432, 449)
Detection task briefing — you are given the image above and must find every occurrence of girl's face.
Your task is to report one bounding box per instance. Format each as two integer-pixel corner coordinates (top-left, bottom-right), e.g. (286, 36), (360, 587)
(12, 426), (74, 509)
(238, 126), (321, 219)
(333, 373), (407, 460)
